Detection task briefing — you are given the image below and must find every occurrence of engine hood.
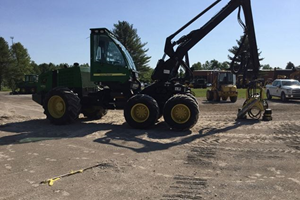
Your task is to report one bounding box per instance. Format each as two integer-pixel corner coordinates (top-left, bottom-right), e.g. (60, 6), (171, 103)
(282, 85), (300, 89)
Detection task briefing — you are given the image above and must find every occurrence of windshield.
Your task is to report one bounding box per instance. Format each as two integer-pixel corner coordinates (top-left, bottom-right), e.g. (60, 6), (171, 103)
(25, 75), (38, 82)
(218, 72), (236, 84)
(111, 37), (137, 71)
(93, 35), (125, 66)
(282, 80), (300, 86)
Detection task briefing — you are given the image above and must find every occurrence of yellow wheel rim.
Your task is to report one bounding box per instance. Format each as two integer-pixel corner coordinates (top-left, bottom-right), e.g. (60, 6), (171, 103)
(131, 103), (149, 123)
(171, 104), (190, 124)
(48, 95), (66, 118)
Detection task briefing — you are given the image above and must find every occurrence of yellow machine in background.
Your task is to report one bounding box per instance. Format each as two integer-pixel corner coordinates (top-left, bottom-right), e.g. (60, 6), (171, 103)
(290, 69), (300, 80)
(206, 71), (238, 102)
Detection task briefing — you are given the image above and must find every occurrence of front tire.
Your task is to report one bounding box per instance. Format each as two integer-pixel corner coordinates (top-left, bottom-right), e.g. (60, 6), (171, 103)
(163, 94), (199, 130)
(124, 94), (159, 129)
(43, 87), (81, 125)
(185, 93), (199, 105)
(281, 92), (287, 102)
(230, 96), (237, 103)
(267, 90), (272, 100)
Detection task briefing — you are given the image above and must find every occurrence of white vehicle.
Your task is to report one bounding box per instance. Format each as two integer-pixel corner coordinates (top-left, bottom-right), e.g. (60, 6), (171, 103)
(266, 79), (300, 101)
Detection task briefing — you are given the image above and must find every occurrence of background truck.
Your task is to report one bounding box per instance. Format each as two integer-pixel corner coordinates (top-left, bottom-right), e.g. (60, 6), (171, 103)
(266, 79), (300, 102)
(11, 74), (38, 94)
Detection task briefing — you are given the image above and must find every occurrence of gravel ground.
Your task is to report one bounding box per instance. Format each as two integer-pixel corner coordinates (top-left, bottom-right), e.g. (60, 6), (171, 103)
(0, 92), (299, 200)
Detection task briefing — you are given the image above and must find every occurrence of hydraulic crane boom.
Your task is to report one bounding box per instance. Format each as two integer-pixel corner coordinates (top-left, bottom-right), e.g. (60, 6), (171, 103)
(152, 0), (260, 82)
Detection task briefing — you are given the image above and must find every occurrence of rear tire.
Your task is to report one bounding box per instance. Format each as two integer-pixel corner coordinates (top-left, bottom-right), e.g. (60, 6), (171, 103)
(43, 87), (81, 125)
(163, 94), (199, 130)
(124, 94), (159, 129)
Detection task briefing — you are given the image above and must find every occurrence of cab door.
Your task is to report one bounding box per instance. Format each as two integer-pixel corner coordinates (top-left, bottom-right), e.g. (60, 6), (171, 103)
(271, 81), (280, 97)
(90, 31), (130, 84)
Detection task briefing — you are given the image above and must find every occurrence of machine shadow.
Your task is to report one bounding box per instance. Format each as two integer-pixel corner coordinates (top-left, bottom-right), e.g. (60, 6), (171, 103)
(0, 118), (118, 146)
(0, 118), (192, 147)
(201, 100), (235, 104)
(94, 119), (260, 153)
(0, 117), (260, 153)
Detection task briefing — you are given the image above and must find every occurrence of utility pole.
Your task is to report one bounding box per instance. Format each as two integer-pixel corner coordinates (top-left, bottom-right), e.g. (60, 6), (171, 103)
(10, 36), (14, 45)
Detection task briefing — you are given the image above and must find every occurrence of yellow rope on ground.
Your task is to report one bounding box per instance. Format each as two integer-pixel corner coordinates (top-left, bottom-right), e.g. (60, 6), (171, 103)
(40, 163), (109, 186)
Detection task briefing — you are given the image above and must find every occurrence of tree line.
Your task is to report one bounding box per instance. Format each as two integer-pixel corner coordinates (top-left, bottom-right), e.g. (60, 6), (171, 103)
(1, 21), (299, 91)
(191, 35), (299, 72)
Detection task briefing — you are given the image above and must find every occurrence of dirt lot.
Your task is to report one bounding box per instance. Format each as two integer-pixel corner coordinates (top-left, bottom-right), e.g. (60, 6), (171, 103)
(0, 92), (299, 200)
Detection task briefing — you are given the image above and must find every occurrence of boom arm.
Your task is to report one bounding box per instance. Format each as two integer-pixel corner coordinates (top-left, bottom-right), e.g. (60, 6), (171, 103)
(152, 0), (260, 82)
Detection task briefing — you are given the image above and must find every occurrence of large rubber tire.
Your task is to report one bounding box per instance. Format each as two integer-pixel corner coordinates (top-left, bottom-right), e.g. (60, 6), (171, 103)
(43, 87), (81, 125)
(266, 90), (272, 100)
(124, 94), (159, 129)
(185, 93), (199, 105)
(230, 96), (237, 103)
(213, 90), (220, 102)
(83, 106), (108, 120)
(163, 94), (199, 130)
(206, 90), (213, 101)
(281, 92), (287, 102)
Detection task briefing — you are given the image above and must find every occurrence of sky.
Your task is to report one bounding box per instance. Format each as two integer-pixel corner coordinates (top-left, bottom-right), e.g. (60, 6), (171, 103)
(1, 0), (300, 69)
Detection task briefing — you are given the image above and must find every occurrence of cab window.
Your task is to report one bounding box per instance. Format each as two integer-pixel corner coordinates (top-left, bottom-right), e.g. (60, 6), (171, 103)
(272, 81), (278, 86)
(218, 72), (235, 84)
(94, 35), (125, 66)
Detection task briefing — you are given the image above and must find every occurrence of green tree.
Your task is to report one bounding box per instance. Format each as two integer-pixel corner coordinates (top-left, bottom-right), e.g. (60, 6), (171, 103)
(286, 61), (295, 70)
(0, 37), (12, 90)
(112, 21), (151, 82)
(7, 42), (32, 89)
(261, 64), (272, 70)
(37, 63), (56, 74)
(191, 62), (202, 71)
(220, 61), (229, 70)
(79, 63), (89, 68)
(228, 35), (263, 70)
(202, 59), (222, 70)
(141, 68), (154, 83)
(30, 61), (39, 74)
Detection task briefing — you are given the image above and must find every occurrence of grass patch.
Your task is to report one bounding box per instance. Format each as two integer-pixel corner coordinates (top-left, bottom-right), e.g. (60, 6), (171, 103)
(0, 87), (12, 92)
(191, 88), (208, 97)
(191, 88), (264, 99)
